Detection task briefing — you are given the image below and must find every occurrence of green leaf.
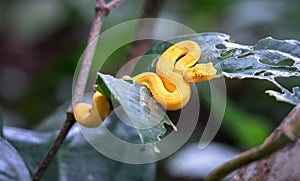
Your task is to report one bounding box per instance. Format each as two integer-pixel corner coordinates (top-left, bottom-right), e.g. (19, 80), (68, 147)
(218, 37), (300, 78)
(133, 33), (300, 105)
(4, 122), (155, 181)
(217, 37), (300, 105)
(95, 74), (112, 101)
(132, 32), (234, 75)
(4, 127), (58, 180)
(75, 108), (157, 174)
(266, 87), (300, 105)
(96, 73), (176, 150)
(60, 119), (156, 181)
(101, 107), (143, 144)
(0, 136), (31, 181)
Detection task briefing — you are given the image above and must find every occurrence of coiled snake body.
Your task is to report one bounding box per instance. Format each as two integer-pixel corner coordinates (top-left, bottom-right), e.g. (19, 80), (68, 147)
(74, 40), (217, 127)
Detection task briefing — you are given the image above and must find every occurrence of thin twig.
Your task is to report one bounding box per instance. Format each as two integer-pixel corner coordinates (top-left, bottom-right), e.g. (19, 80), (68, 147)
(106, 0), (123, 10)
(32, 113), (75, 181)
(72, 0), (124, 107)
(72, 4), (104, 107)
(98, 0), (106, 7)
(205, 103), (300, 181)
(32, 1), (124, 180)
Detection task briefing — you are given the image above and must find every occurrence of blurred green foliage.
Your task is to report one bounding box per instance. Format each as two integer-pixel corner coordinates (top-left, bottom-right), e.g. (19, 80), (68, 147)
(0, 0), (300, 180)
(2, 119), (155, 181)
(0, 0), (299, 172)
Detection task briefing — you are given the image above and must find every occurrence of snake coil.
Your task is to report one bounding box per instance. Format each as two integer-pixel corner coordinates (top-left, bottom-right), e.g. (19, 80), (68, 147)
(74, 40), (217, 127)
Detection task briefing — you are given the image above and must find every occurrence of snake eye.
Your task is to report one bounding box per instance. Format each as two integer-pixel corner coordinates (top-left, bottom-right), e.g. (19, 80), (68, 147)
(183, 63), (217, 82)
(196, 72), (202, 78)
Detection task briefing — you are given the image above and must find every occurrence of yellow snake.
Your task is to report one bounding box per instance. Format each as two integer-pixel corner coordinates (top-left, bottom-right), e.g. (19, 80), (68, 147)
(74, 40), (217, 127)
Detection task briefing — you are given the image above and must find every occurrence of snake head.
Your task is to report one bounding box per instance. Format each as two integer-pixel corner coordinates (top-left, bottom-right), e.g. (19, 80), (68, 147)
(183, 62), (217, 82)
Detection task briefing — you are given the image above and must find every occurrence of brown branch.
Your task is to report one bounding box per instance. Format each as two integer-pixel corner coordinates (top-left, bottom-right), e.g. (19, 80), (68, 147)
(72, 0), (122, 106)
(32, 113), (75, 181)
(32, 1), (124, 180)
(106, 0), (123, 10)
(205, 103), (300, 181)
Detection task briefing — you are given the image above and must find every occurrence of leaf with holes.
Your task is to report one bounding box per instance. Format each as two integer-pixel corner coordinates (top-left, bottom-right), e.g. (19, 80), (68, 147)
(133, 32), (239, 75)
(219, 37), (300, 79)
(219, 37), (300, 105)
(266, 87), (300, 105)
(96, 73), (176, 152)
(132, 33), (300, 105)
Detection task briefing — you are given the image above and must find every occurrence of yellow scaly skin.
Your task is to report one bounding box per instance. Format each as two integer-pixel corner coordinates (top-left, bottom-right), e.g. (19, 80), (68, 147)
(73, 91), (110, 127)
(74, 40), (217, 127)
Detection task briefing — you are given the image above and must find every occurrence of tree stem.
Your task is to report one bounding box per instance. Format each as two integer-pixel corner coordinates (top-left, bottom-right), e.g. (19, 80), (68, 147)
(32, 1), (123, 180)
(32, 113), (75, 181)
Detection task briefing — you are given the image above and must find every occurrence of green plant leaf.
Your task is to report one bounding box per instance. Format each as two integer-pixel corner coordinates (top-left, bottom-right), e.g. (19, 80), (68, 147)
(0, 136), (31, 181)
(95, 74), (112, 101)
(132, 33), (300, 105)
(4, 126), (58, 180)
(96, 73), (176, 151)
(60, 119), (156, 181)
(132, 32), (234, 75)
(266, 87), (300, 105)
(72, 108), (157, 177)
(214, 36), (300, 105)
(4, 121), (155, 181)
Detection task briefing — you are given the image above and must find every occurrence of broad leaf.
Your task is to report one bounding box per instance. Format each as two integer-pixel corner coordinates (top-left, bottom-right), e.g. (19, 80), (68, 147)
(96, 73), (176, 151)
(4, 121), (155, 181)
(78, 107), (158, 166)
(4, 103), (155, 181)
(0, 136), (31, 181)
(219, 37), (300, 105)
(132, 32), (235, 75)
(60, 121), (156, 181)
(132, 33), (300, 105)
(266, 87), (300, 105)
(94, 74), (112, 101)
(3, 126), (58, 180)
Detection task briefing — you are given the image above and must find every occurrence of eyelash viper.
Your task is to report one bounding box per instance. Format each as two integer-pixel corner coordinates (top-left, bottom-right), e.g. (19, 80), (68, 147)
(74, 40), (217, 127)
